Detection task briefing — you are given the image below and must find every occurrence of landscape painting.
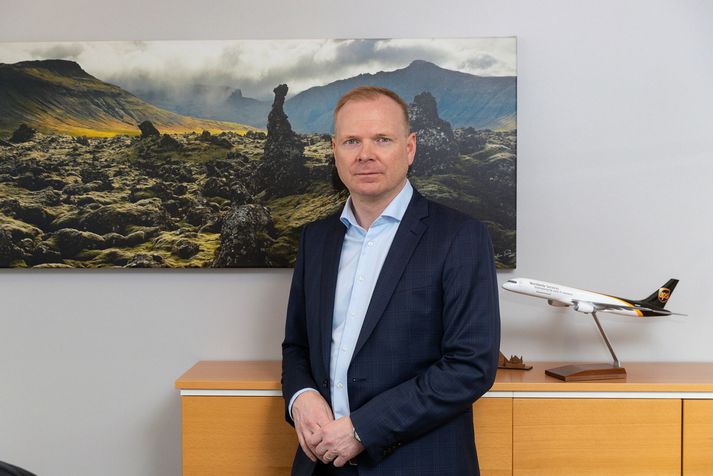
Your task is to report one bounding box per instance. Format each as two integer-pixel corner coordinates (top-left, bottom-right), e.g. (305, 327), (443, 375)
(0, 38), (517, 269)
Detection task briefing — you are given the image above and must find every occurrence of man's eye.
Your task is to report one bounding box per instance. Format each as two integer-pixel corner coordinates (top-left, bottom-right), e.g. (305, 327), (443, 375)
(376, 137), (392, 143)
(344, 138), (359, 145)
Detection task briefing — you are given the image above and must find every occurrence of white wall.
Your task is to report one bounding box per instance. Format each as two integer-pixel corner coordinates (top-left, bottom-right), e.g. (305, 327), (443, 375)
(1, 1), (711, 474)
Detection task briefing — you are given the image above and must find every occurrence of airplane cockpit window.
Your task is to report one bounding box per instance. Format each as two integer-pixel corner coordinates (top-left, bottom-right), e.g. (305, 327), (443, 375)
(506, 279), (517, 284)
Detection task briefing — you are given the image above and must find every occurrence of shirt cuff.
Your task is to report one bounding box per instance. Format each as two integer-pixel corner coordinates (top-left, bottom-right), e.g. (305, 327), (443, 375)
(288, 387), (320, 421)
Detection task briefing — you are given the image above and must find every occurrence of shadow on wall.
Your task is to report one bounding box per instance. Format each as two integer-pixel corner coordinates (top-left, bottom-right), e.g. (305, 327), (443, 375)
(147, 391), (183, 475)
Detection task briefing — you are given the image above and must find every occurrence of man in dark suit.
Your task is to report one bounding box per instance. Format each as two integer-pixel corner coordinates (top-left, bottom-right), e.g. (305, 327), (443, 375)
(282, 86), (501, 476)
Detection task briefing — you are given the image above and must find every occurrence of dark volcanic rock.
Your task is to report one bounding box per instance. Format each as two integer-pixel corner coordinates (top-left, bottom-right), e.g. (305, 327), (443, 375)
(199, 130), (232, 149)
(124, 253), (165, 268)
(0, 198), (20, 215)
(12, 203), (55, 228)
(9, 124), (36, 143)
(80, 167), (111, 184)
(0, 216), (42, 242)
(26, 241), (63, 266)
(0, 139), (14, 147)
(129, 181), (173, 202)
(408, 92), (459, 176)
(253, 84), (309, 197)
(245, 130), (267, 140)
(17, 174), (49, 191)
(62, 182), (100, 196)
(78, 199), (168, 234)
(163, 199), (185, 217)
(213, 204), (273, 267)
(138, 121), (160, 138)
(155, 162), (195, 183)
(102, 230), (147, 247)
(198, 218), (223, 233)
(230, 182), (252, 204)
(38, 189), (62, 206)
(185, 204), (215, 227)
(159, 133), (181, 151)
(454, 127), (487, 155)
(212, 137), (232, 149)
(205, 159), (235, 178)
(14, 160), (46, 176)
(75, 195), (99, 206)
(0, 228), (24, 266)
(201, 177), (232, 199)
(102, 232), (126, 247)
(173, 183), (188, 195)
(173, 239), (200, 259)
(51, 228), (106, 258)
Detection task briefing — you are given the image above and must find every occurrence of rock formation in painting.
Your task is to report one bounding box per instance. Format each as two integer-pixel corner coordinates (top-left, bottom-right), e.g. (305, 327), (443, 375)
(408, 92), (459, 176)
(253, 84), (309, 198)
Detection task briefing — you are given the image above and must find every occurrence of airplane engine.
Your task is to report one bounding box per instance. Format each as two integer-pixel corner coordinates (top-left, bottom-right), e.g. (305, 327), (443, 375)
(548, 299), (570, 307)
(573, 301), (595, 313)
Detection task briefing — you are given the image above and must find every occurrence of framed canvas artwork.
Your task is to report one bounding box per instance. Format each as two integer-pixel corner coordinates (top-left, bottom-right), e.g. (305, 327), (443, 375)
(0, 38), (516, 268)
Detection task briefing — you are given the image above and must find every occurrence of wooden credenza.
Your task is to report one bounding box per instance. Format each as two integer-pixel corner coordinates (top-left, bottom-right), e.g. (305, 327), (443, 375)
(176, 361), (713, 475)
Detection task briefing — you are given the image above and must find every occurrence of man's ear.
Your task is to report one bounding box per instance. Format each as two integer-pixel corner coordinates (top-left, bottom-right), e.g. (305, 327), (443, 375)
(406, 132), (417, 166)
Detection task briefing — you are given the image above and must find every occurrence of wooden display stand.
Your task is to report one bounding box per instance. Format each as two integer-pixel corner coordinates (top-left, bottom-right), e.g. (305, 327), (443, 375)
(177, 361), (713, 476)
(545, 363), (627, 381)
(545, 311), (628, 382)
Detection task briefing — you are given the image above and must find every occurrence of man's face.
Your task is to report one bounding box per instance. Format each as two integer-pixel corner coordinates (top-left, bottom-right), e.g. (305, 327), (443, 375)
(332, 96), (416, 204)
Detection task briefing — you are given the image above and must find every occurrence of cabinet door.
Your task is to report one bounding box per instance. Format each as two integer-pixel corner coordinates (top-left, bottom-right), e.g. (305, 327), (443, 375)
(474, 397), (513, 476)
(513, 398), (681, 475)
(683, 399), (713, 475)
(182, 396), (297, 476)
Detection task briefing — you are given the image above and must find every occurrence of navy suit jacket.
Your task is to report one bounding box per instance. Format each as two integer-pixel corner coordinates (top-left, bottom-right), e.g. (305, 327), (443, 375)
(282, 189), (501, 476)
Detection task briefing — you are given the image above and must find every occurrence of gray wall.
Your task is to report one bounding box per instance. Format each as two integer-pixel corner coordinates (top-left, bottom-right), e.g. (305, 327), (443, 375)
(1, 0), (711, 474)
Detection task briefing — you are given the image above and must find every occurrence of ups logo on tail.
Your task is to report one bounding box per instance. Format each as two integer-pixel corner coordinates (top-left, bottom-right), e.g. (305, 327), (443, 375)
(658, 288), (671, 304)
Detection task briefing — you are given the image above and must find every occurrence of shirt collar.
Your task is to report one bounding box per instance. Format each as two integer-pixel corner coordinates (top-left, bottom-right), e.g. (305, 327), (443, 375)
(340, 180), (413, 229)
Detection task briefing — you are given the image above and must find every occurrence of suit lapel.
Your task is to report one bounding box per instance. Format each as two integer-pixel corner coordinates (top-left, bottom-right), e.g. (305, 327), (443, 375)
(320, 216), (345, 374)
(352, 191), (429, 359)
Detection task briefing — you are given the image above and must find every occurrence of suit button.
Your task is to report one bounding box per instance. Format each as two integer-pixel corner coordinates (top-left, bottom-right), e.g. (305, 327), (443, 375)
(322, 379), (328, 388)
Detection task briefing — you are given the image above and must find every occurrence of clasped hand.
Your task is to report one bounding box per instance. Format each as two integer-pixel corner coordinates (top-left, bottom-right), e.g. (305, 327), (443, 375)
(292, 391), (365, 467)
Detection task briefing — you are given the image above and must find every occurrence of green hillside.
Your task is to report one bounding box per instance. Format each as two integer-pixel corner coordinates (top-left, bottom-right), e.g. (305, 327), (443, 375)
(0, 60), (255, 137)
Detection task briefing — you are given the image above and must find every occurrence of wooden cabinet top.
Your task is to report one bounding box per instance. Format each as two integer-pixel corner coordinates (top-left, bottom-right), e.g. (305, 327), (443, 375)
(176, 361), (713, 392)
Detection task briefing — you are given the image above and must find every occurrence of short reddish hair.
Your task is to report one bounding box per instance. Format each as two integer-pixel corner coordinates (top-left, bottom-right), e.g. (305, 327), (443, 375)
(333, 86), (410, 133)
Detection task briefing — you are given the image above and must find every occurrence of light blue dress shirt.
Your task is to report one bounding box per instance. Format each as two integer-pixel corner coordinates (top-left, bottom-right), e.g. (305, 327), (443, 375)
(289, 180), (414, 419)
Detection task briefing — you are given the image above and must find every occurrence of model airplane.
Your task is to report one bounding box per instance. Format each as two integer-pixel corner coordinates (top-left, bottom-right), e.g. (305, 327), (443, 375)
(502, 278), (684, 317)
(502, 278), (685, 378)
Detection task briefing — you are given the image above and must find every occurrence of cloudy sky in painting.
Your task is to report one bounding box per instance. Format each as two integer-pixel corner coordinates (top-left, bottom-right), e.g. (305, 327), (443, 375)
(0, 38), (516, 101)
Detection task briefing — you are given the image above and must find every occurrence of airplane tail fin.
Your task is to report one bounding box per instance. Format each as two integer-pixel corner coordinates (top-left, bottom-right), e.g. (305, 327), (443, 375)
(641, 279), (679, 309)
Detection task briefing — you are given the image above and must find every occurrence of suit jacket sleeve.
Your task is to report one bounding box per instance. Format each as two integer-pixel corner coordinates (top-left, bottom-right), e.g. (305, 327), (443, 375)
(281, 226), (319, 425)
(349, 220), (501, 462)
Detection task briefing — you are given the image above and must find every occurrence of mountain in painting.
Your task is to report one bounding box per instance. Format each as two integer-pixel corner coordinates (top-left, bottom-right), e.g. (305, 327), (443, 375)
(120, 60), (516, 134)
(284, 60), (516, 133)
(129, 84), (272, 129)
(0, 60), (253, 137)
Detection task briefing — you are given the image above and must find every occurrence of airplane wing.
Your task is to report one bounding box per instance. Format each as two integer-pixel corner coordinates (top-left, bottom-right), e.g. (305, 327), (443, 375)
(573, 299), (687, 316)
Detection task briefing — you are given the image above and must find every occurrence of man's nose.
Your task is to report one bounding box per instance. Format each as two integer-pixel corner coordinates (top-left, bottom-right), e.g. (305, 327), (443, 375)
(357, 140), (374, 162)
